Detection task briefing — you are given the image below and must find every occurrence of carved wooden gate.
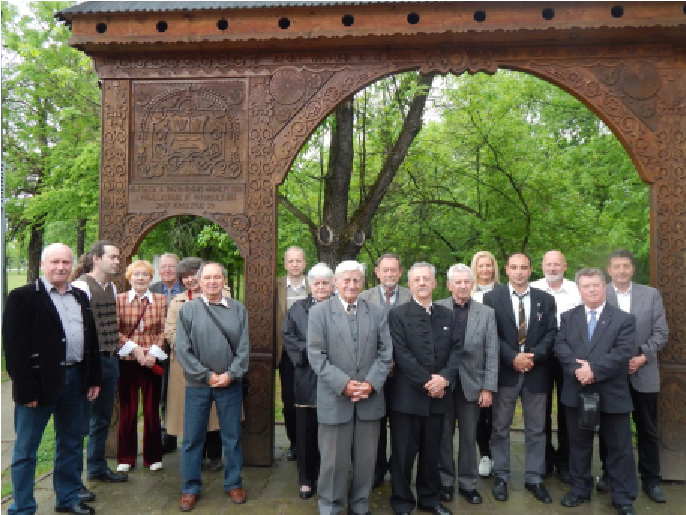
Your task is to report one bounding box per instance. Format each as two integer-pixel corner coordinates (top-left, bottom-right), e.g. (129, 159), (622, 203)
(58, 1), (686, 474)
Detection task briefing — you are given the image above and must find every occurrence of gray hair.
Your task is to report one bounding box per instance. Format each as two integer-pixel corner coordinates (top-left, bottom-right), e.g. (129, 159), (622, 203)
(408, 262), (436, 280)
(284, 246), (305, 260)
(177, 257), (203, 282)
(575, 268), (606, 285)
(159, 252), (179, 263)
(376, 253), (402, 268)
(307, 262), (334, 284)
(41, 243), (73, 262)
(198, 261), (227, 280)
(447, 263), (473, 282)
(334, 260), (365, 277)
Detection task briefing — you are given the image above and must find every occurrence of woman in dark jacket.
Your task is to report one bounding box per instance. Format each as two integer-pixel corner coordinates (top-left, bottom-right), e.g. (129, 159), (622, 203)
(282, 262), (334, 499)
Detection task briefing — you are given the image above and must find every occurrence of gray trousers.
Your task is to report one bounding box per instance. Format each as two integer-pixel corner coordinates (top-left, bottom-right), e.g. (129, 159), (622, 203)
(317, 415), (380, 515)
(438, 385), (481, 490)
(491, 373), (547, 484)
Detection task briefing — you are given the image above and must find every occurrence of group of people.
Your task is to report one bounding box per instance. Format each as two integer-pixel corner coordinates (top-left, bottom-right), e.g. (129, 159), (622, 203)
(277, 246), (668, 515)
(3, 241), (668, 515)
(3, 242), (248, 514)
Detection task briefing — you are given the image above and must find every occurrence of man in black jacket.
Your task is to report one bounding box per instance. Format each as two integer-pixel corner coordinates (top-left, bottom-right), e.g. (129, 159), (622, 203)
(388, 262), (461, 515)
(483, 252), (557, 505)
(3, 243), (101, 515)
(555, 268), (638, 515)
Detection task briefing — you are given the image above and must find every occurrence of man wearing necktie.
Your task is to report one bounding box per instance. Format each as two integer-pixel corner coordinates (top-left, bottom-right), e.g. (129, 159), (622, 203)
(554, 268), (638, 515)
(357, 253), (412, 488)
(483, 253), (558, 505)
(308, 261), (392, 515)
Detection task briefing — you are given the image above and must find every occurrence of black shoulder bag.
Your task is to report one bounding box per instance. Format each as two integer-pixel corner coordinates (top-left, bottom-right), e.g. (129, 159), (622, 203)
(179, 302), (249, 398)
(578, 390), (600, 431)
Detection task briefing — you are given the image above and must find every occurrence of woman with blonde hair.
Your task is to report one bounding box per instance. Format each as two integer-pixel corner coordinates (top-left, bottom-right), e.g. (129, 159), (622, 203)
(469, 250), (499, 478)
(470, 251), (500, 303)
(116, 260), (167, 472)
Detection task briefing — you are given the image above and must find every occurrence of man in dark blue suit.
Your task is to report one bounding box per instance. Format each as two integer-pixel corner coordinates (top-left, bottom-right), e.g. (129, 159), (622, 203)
(555, 268), (638, 515)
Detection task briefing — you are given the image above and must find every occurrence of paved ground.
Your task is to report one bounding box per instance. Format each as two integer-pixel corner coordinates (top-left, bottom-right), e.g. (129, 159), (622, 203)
(2, 380), (682, 514)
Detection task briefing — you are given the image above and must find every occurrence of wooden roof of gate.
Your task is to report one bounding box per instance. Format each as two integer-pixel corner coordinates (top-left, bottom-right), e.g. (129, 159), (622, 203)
(56, 1), (686, 53)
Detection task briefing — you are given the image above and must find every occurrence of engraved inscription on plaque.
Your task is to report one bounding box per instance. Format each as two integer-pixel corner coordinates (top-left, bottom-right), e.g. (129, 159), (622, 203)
(128, 184), (245, 214)
(133, 81), (246, 182)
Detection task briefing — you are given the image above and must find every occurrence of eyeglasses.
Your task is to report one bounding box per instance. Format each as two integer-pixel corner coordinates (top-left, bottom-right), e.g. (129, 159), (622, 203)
(132, 272), (150, 278)
(159, 265), (175, 271)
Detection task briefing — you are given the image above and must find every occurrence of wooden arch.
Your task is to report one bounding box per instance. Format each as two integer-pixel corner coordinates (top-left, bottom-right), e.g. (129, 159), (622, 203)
(59, 1), (686, 474)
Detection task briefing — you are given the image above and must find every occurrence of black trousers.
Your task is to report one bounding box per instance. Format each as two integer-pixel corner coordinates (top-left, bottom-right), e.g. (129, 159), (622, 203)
(545, 356), (569, 471)
(476, 406), (492, 458)
(295, 407), (319, 487)
(599, 386), (660, 486)
(279, 351), (297, 447)
(374, 379), (393, 483)
(389, 411), (444, 513)
(567, 407), (637, 505)
(203, 430), (222, 460)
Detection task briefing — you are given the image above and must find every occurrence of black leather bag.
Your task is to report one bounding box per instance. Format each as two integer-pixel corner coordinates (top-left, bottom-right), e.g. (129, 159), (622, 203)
(578, 391), (600, 430)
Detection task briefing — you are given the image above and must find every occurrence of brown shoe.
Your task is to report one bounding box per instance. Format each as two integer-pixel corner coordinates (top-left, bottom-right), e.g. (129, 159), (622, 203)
(179, 493), (197, 512)
(227, 487), (246, 504)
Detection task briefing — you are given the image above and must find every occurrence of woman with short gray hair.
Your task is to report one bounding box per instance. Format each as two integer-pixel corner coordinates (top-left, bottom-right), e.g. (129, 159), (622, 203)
(282, 263), (335, 499)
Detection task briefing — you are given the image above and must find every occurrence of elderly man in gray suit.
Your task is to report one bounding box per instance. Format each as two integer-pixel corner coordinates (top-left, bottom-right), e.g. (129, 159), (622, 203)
(308, 260), (393, 515)
(596, 249), (669, 504)
(436, 264), (499, 505)
(358, 253), (412, 488)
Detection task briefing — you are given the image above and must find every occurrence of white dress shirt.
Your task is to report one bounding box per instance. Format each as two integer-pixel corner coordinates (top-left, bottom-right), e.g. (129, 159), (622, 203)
(585, 302), (606, 322)
(612, 282), (632, 313)
(530, 277), (581, 326)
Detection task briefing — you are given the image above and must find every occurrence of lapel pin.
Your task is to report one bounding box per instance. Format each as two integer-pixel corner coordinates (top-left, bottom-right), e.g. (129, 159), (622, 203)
(443, 326), (448, 330)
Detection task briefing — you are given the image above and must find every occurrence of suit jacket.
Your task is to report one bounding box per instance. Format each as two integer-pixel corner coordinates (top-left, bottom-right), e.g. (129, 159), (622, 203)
(307, 296), (393, 424)
(483, 284), (557, 393)
(357, 285), (413, 312)
(2, 280), (101, 406)
(276, 275), (310, 365)
(282, 294), (319, 406)
(554, 304), (636, 413)
(388, 300), (461, 416)
(606, 283), (668, 393)
(149, 280), (187, 296)
(436, 297), (499, 401)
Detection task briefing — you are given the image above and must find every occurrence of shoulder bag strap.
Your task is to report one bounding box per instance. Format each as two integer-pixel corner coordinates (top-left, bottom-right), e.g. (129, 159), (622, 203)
(201, 300), (237, 356)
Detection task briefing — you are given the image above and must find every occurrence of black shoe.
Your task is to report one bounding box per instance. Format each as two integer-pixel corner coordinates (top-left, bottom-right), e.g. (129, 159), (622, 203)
(558, 469), (572, 484)
(492, 478), (508, 501)
(643, 483), (667, 503)
(77, 486), (95, 503)
(613, 503), (636, 515)
(560, 491), (590, 507)
(86, 467), (128, 483)
(458, 488), (482, 504)
(161, 433), (177, 454)
(440, 486), (454, 502)
(596, 474), (610, 492)
(299, 486), (314, 499)
(55, 502), (95, 514)
(417, 503), (452, 515)
(286, 446), (297, 461)
(525, 482), (553, 504)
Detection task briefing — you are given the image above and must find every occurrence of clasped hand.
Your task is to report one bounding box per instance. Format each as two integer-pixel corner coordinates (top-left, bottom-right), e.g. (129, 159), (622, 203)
(513, 352), (534, 373)
(208, 372), (231, 388)
(343, 380), (372, 402)
(628, 354), (647, 374)
(424, 374), (447, 398)
(133, 347), (156, 368)
(574, 359), (595, 385)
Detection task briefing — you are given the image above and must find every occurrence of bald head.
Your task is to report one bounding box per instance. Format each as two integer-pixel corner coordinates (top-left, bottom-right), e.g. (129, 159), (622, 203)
(41, 243), (74, 292)
(542, 250), (567, 285)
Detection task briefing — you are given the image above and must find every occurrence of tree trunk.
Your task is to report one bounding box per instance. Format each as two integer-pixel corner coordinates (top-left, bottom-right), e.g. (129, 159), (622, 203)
(76, 218), (87, 256)
(27, 220), (44, 283)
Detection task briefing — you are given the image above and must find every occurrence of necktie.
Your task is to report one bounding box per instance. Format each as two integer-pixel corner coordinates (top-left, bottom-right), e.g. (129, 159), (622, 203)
(347, 304), (355, 317)
(516, 293), (527, 350)
(588, 310), (597, 342)
(384, 289), (393, 305)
